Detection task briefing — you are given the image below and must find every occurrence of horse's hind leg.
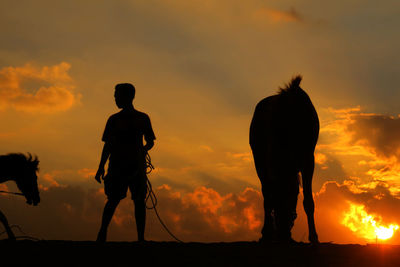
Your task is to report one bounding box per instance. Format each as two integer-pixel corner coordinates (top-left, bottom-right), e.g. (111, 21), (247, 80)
(253, 152), (274, 242)
(301, 154), (319, 244)
(275, 174), (299, 243)
(260, 182), (274, 242)
(0, 209), (16, 240)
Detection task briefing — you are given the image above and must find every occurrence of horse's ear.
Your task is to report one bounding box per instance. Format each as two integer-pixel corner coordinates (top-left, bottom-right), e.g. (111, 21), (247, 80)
(27, 153), (39, 171)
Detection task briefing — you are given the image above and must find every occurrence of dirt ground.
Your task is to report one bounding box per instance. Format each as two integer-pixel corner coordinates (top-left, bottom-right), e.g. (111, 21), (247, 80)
(1, 240), (399, 267)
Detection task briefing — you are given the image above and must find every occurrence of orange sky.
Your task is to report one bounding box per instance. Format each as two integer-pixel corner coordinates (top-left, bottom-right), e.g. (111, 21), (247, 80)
(0, 1), (400, 244)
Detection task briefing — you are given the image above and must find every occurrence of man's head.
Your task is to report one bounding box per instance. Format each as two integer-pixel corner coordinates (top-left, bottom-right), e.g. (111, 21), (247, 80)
(114, 83), (135, 109)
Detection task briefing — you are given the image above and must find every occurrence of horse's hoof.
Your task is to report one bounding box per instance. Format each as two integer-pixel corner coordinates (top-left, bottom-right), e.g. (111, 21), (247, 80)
(3, 235), (16, 242)
(309, 235), (319, 245)
(96, 231), (107, 243)
(258, 236), (273, 245)
(274, 235), (298, 245)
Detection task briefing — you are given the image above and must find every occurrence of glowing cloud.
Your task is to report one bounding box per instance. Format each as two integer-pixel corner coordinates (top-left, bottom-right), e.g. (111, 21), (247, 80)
(342, 202), (399, 241)
(0, 62), (80, 113)
(254, 7), (303, 23)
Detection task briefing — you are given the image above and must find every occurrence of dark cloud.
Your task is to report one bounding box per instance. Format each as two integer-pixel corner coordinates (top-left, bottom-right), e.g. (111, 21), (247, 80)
(314, 154), (348, 191)
(347, 114), (400, 160)
(0, 185), (103, 240)
(186, 170), (255, 195)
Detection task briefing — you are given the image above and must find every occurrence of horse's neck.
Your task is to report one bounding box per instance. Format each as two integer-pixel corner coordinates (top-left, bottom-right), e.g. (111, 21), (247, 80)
(0, 175), (13, 184)
(0, 157), (14, 183)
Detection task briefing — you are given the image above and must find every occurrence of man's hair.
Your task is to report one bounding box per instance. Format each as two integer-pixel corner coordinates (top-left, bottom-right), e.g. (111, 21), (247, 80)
(115, 83), (135, 101)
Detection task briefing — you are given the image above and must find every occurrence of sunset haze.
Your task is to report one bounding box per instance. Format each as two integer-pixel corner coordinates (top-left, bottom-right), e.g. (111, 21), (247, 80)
(0, 0), (399, 244)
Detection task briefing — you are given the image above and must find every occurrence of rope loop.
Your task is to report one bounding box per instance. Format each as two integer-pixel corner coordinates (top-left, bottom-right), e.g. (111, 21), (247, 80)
(144, 151), (183, 243)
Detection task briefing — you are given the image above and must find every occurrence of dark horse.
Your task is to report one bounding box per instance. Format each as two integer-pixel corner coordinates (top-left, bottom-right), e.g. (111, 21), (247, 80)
(0, 153), (40, 240)
(250, 76), (319, 243)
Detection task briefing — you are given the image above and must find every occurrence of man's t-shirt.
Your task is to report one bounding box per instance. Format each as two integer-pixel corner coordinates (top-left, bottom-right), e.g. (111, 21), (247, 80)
(102, 108), (155, 176)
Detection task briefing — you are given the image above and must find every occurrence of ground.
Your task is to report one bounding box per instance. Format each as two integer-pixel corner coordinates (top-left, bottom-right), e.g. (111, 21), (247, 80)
(1, 240), (399, 266)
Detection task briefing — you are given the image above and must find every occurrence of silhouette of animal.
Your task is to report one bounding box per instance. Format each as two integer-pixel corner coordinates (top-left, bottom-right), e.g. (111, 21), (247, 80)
(249, 76), (319, 243)
(0, 153), (40, 240)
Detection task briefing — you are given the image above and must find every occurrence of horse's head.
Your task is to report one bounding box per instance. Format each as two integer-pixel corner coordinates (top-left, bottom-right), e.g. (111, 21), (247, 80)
(14, 154), (40, 206)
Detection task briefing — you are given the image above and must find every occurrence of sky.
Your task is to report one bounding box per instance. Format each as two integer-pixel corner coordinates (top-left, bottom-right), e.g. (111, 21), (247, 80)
(0, 0), (400, 244)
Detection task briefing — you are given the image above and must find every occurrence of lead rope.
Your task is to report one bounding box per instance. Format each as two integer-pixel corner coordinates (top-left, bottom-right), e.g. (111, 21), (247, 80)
(0, 225), (42, 241)
(0, 190), (24, 196)
(144, 152), (183, 243)
(0, 192), (42, 241)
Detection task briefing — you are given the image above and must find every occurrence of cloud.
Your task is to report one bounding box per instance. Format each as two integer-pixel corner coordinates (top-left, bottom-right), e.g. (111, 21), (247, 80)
(77, 168), (96, 179)
(40, 173), (61, 188)
(319, 107), (400, 162)
(150, 138), (258, 195)
(314, 107), (400, 190)
(0, 62), (80, 113)
(309, 180), (400, 244)
(347, 114), (400, 160)
(145, 185), (263, 241)
(0, 185), (101, 240)
(314, 152), (348, 191)
(288, 106), (400, 243)
(254, 7), (303, 23)
(1, 175), (399, 244)
(0, 183), (263, 242)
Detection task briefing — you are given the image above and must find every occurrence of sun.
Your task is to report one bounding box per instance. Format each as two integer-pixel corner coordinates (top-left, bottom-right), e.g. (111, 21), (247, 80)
(375, 225), (399, 240)
(342, 202), (399, 241)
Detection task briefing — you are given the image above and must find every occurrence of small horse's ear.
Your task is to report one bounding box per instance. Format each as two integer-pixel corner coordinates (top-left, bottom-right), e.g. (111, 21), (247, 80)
(33, 155), (39, 169)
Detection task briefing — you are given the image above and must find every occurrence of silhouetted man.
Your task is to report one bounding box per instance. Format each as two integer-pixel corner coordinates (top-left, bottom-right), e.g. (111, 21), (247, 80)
(95, 83), (155, 242)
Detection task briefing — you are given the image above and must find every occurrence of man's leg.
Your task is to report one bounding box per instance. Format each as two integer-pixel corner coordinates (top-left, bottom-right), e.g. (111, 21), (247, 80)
(133, 196), (146, 241)
(97, 199), (120, 242)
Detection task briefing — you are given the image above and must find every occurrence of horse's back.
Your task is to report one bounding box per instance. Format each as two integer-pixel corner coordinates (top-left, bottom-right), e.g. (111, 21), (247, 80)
(249, 95), (280, 150)
(250, 92), (319, 172)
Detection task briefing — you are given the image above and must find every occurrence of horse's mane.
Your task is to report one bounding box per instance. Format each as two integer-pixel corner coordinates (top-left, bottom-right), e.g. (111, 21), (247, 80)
(277, 75), (303, 95)
(3, 153), (39, 171)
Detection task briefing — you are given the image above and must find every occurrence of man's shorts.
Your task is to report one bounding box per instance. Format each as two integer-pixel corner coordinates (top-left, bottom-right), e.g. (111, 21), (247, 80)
(104, 169), (148, 201)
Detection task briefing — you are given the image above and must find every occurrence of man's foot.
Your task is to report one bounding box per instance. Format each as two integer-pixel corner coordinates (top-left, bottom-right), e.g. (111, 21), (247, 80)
(6, 230), (16, 242)
(137, 239), (148, 245)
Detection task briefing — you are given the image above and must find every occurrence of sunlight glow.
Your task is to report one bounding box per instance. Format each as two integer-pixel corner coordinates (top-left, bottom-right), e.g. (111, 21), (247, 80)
(341, 202), (399, 241)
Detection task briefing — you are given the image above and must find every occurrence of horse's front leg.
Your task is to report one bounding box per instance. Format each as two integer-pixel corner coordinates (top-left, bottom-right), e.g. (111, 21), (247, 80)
(301, 154), (319, 244)
(0, 209), (16, 240)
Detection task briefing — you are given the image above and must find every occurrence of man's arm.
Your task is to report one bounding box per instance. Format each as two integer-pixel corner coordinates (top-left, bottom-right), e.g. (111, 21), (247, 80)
(95, 142), (111, 183)
(142, 114), (155, 153)
(143, 114), (155, 152)
(143, 139), (154, 152)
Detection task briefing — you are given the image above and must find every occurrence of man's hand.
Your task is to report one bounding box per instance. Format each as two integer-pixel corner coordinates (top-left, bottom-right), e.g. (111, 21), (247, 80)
(95, 167), (105, 184)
